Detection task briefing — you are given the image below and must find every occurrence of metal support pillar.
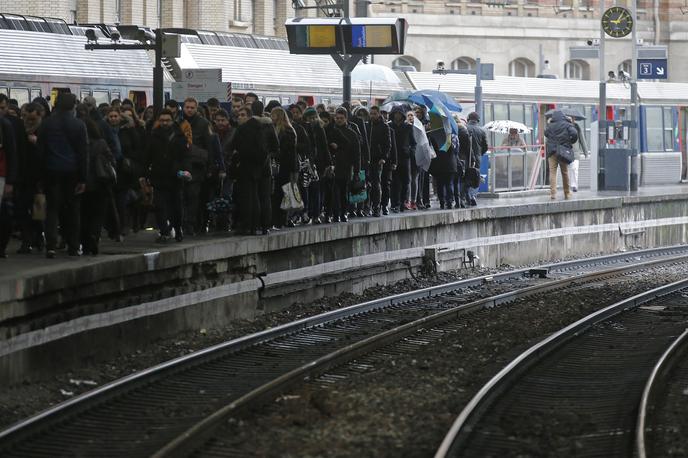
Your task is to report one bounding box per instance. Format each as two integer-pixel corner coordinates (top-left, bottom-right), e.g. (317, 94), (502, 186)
(630, 1), (639, 191)
(475, 57), (483, 122)
(153, 29), (164, 116)
(598, 0), (607, 190)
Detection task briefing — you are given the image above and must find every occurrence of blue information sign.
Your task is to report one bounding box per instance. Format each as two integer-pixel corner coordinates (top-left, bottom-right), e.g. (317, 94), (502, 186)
(637, 59), (668, 80)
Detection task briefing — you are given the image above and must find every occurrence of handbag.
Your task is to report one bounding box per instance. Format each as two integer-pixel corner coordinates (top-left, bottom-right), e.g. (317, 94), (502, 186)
(348, 170), (367, 204)
(95, 154), (117, 184)
(465, 167), (481, 188)
(32, 193), (46, 221)
(280, 182), (304, 211)
(556, 144), (575, 164)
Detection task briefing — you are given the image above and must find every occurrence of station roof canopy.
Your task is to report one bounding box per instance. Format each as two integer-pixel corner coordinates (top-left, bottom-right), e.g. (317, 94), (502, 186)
(284, 17), (408, 55)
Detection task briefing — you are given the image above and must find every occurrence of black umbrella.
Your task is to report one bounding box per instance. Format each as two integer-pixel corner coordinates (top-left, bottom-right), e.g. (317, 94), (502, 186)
(545, 107), (586, 121)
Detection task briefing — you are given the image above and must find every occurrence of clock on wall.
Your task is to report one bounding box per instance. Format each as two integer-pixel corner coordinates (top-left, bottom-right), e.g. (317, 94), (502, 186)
(601, 6), (634, 38)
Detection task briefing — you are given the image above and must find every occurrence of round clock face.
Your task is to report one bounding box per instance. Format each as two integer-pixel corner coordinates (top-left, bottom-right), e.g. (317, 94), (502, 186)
(601, 6), (634, 38)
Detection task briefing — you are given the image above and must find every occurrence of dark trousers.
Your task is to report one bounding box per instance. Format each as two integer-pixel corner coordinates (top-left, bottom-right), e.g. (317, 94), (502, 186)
(333, 177), (349, 218)
(321, 177), (335, 218)
(155, 185), (184, 237)
(436, 173), (454, 207)
(307, 181), (321, 219)
(381, 164), (392, 209)
(272, 174), (290, 228)
(238, 175), (271, 232)
(183, 181), (202, 234)
(45, 171), (81, 252)
(391, 157), (411, 209)
(452, 173), (463, 206)
(81, 185), (109, 252)
(417, 170), (430, 206)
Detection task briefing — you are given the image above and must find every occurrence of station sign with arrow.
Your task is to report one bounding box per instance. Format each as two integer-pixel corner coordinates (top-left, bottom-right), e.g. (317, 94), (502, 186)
(637, 58), (668, 80)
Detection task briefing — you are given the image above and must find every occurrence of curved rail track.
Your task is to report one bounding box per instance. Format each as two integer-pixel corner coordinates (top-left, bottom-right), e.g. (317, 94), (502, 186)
(2, 246), (688, 457)
(436, 277), (688, 458)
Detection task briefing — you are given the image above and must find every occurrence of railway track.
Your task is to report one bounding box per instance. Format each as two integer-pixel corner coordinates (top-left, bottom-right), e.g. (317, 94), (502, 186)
(2, 246), (688, 457)
(436, 278), (688, 457)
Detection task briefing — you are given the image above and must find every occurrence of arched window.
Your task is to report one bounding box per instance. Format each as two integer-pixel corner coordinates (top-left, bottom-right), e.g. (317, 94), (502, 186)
(392, 56), (420, 72)
(508, 58), (535, 77)
(451, 57), (475, 71)
(618, 59), (632, 77)
(564, 60), (590, 80)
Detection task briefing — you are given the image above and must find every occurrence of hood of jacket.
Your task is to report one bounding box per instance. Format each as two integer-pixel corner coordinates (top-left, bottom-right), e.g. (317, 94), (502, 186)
(549, 110), (566, 123)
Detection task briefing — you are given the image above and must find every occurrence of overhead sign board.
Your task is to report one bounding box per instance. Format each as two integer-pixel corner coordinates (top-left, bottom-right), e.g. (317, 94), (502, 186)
(637, 59), (668, 80)
(570, 47), (600, 60)
(285, 17), (408, 55)
(172, 81), (230, 101)
(179, 68), (222, 82)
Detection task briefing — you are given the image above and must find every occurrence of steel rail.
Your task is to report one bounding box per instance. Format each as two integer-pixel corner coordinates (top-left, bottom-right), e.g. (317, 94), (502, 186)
(636, 328), (688, 458)
(1, 245), (686, 453)
(152, 254), (688, 457)
(434, 276), (688, 458)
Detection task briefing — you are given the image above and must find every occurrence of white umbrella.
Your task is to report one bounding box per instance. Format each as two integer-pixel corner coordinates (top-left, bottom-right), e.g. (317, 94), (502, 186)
(352, 64), (401, 105)
(351, 63), (401, 83)
(483, 120), (532, 134)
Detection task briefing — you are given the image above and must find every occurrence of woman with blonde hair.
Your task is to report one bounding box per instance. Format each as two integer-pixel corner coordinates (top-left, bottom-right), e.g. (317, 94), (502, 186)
(270, 107), (299, 227)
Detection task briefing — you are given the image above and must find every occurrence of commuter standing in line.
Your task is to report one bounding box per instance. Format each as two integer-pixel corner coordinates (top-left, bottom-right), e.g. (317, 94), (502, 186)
(455, 117), (471, 208)
(328, 107), (361, 222)
(77, 105), (115, 255)
(271, 107), (299, 228)
(14, 102), (43, 254)
(180, 97), (213, 236)
(389, 106), (415, 212)
(145, 109), (190, 243)
(545, 110), (578, 200)
(465, 112), (489, 207)
(104, 106), (124, 241)
(288, 104), (313, 224)
(302, 107), (331, 224)
(0, 95), (18, 258)
(366, 105), (392, 217)
(37, 92), (88, 258)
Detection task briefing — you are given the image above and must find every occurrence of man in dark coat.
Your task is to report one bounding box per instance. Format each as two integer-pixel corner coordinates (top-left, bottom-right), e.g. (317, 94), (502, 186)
(231, 103), (277, 234)
(328, 107), (361, 222)
(389, 106), (415, 212)
(366, 106), (392, 217)
(465, 112), (489, 206)
(0, 95), (18, 258)
(145, 109), (190, 242)
(37, 92), (89, 257)
(545, 110), (578, 200)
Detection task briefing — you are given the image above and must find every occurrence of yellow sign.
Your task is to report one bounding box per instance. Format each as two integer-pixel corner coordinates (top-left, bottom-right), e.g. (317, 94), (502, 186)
(309, 25), (336, 47)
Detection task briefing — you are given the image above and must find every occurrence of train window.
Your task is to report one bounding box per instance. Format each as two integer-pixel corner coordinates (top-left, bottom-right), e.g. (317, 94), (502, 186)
(10, 88), (30, 106)
(509, 104), (524, 124)
(25, 17), (52, 33)
(664, 109), (675, 151)
(0, 16), (8, 29)
(30, 88), (41, 100)
(645, 107), (664, 152)
(281, 97), (291, 105)
(46, 18), (71, 35)
(112, 91), (121, 101)
(2, 14), (29, 31)
(493, 103), (508, 122)
(266, 98), (280, 107)
(80, 89), (92, 101)
(0, 87), (8, 96)
(93, 90), (109, 105)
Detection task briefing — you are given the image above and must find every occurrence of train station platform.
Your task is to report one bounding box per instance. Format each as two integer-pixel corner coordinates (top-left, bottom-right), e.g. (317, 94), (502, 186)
(3, 185), (688, 383)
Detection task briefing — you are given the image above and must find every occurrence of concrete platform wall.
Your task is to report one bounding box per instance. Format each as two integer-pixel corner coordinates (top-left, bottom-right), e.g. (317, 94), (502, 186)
(2, 194), (688, 384)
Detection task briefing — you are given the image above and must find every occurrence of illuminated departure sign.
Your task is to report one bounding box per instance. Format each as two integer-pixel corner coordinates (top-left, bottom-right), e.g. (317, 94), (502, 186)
(285, 18), (408, 55)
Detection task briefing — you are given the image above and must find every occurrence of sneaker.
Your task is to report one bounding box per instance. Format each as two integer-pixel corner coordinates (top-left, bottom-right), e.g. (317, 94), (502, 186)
(469, 198), (477, 207)
(382, 207), (389, 216)
(409, 202), (417, 210)
(46, 250), (56, 259)
(391, 207), (399, 213)
(572, 187), (578, 192)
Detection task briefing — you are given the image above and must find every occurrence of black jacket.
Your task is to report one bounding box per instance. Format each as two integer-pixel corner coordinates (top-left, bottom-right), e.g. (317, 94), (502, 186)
(466, 120), (489, 167)
(146, 124), (190, 189)
(390, 120), (416, 161)
(545, 111), (579, 157)
(277, 127), (299, 178)
(327, 123), (361, 180)
(232, 116), (278, 179)
(0, 117), (17, 183)
(366, 118), (392, 164)
(37, 110), (89, 182)
(304, 121), (331, 175)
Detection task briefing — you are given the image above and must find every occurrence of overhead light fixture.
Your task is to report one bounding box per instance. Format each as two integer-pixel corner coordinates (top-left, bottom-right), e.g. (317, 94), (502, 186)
(85, 28), (98, 43)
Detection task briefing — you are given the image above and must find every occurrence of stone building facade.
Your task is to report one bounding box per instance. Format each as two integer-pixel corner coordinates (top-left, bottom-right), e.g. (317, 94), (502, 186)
(1, 0), (687, 81)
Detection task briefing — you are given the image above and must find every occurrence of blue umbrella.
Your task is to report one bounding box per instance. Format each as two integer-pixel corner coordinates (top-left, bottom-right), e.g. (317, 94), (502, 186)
(422, 96), (459, 152)
(409, 89), (462, 113)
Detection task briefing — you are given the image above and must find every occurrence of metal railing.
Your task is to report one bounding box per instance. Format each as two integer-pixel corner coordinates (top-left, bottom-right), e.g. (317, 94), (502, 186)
(486, 144), (547, 193)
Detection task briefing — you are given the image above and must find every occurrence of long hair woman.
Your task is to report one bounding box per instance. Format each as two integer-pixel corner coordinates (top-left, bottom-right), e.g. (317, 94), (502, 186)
(270, 107), (299, 228)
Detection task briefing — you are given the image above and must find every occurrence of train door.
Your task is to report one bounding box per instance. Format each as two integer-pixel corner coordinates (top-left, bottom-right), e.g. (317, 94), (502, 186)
(128, 91), (147, 110)
(30, 88), (42, 102)
(50, 87), (71, 105)
(682, 107), (688, 180)
(298, 95), (314, 107)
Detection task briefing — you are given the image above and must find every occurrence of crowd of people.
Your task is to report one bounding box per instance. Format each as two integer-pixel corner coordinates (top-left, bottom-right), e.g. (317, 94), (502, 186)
(0, 91), (492, 259)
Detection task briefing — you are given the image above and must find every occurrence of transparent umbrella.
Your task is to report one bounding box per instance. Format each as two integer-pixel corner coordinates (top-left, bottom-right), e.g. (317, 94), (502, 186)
(483, 120), (532, 134)
(352, 64), (401, 104)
